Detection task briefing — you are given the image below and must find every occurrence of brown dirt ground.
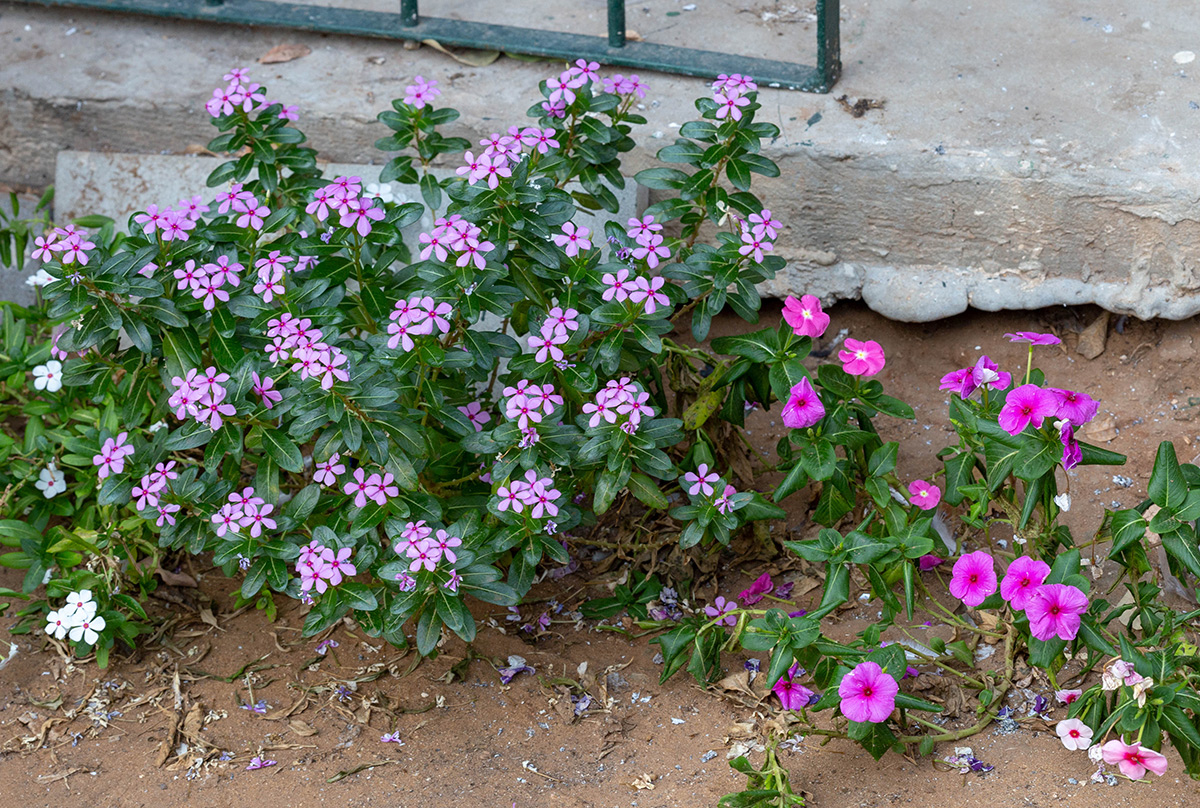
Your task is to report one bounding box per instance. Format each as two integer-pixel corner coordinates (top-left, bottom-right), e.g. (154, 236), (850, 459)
(2, 302), (1199, 808)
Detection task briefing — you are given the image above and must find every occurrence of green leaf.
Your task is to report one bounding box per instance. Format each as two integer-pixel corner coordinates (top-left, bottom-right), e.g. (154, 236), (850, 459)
(261, 428), (304, 473)
(1148, 441), (1188, 511)
(340, 582), (379, 611)
(1109, 509), (1147, 554)
(1160, 528), (1200, 580)
(627, 472), (669, 509)
(867, 442), (898, 477)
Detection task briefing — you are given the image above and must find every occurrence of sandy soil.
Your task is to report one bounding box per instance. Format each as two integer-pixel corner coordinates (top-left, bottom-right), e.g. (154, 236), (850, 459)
(2, 302), (1199, 807)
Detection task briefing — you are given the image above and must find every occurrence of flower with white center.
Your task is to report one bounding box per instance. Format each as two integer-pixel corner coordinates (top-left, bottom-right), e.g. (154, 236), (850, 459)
(32, 360), (63, 393)
(68, 614), (105, 645)
(60, 589), (97, 623)
(35, 463), (67, 498)
(44, 609), (71, 640)
(365, 182), (395, 204)
(25, 269), (56, 287)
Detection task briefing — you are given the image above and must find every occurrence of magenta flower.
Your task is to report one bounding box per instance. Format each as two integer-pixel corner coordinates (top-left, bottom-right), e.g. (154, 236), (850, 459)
(918, 555), (945, 571)
(838, 338), (886, 376)
(773, 664), (816, 710)
(1004, 331), (1061, 346)
(1058, 420), (1082, 471)
(780, 377), (825, 429)
(703, 595), (739, 627)
(737, 572), (774, 606)
(1047, 388), (1098, 425)
(343, 467), (372, 508)
(907, 480), (941, 510)
(837, 661), (899, 724)
(997, 383), (1057, 435)
(251, 372), (282, 409)
(970, 355), (1011, 391)
(246, 755), (277, 771)
(781, 294), (830, 338)
(949, 551), (997, 607)
(999, 555), (1051, 611)
(939, 367), (976, 398)
(1026, 583), (1088, 641)
(1101, 739), (1168, 779)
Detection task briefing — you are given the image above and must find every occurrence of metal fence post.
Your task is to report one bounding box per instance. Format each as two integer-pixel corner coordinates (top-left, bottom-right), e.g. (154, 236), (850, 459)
(607, 0), (625, 49)
(816, 0), (841, 91)
(400, 0), (418, 28)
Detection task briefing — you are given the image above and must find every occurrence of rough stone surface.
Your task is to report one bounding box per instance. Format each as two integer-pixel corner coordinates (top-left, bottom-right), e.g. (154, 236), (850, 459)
(4, 1), (1200, 320)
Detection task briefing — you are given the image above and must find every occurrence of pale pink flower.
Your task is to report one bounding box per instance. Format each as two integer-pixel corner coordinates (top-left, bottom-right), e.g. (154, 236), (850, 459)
(1101, 739), (1168, 779)
(1055, 718), (1093, 751)
(552, 222), (591, 257)
(684, 464), (719, 497)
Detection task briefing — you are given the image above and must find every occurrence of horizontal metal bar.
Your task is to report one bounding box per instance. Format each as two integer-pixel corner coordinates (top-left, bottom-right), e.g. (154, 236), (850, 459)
(17, 0), (833, 91)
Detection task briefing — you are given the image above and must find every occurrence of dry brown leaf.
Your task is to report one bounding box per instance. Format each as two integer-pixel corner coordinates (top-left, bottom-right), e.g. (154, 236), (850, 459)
(716, 671), (756, 698)
(420, 39), (500, 67)
(258, 43), (311, 64)
(156, 567), (197, 587)
(289, 719), (318, 737)
(182, 702), (205, 740)
(199, 608), (219, 630)
(630, 772), (655, 790)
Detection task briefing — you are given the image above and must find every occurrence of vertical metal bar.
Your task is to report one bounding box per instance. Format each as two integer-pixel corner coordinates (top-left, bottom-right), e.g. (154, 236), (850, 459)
(607, 0), (625, 48)
(400, 0), (418, 27)
(816, 0), (841, 90)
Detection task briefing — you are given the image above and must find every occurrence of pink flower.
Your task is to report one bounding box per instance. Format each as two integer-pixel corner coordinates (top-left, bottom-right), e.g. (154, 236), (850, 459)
(781, 377), (825, 428)
(551, 222), (591, 257)
(1047, 388), (1098, 425)
(939, 367), (976, 398)
(838, 661), (899, 724)
(403, 75), (440, 109)
(321, 547), (357, 586)
(1101, 739), (1168, 779)
(251, 372), (282, 409)
(949, 551), (997, 607)
(1004, 331), (1061, 346)
(737, 572), (774, 606)
(838, 338), (886, 376)
(1055, 718), (1093, 751)
(93, 432), (133, 479)
(781, 294), (829, 338)
(970, 355), (1011, 392)
(344, 467), (373, 508)
(1058, 420), (1082, 471)
(629, 276), (671, 315)
(999, 556), (1051, 611)
(1026, 583), (1089, 641)
(1055, 688), (1082, 705)
(684, 464), (720, 497)
(907, 480), (941, 510)
(997, 383), (1057, 435)
(773, 664), (816, 710)
(703, 596), (739, 627)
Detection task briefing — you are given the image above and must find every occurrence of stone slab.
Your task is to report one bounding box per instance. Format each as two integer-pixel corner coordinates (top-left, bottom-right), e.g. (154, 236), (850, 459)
(6, 1), (1200, 319)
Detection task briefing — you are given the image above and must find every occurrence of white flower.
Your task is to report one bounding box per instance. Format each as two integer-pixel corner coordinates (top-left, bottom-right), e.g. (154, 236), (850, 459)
(45, 609), (71, 640)
(147, 420), (169, 433)
(1053, 493), (1071, 512)
(60, 589), (97, 623)
(68, 614), (105, 645)
(1088, 743), (1104, 763)
(25, 269), (56, 287)
(35, 463), (67, 498)
(32, 360), (63, 393)
(365, 182), (394, 204)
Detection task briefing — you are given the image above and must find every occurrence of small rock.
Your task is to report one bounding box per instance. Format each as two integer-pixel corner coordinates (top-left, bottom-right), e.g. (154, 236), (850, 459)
(1076, 312), (1109, 359)
(1174, 50), (1196, 64)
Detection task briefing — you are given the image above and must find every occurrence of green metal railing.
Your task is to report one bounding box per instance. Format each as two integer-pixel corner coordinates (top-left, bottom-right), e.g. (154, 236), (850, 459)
(19, 0), (840, 92)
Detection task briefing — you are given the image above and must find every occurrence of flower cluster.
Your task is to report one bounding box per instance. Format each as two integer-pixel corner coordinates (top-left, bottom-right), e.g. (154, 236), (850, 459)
(266, 313), (348, 390)
(392, 521), (464, 590)
(402, 75), (440, 109)
(131, 460), (179, 511)
(211, 486), (277, 538)
(133, 195), (208, 243)
(296, 540), (358, 593)
(204, 67), (266, 118)
(712, 73), (758, 121)
(386, 295), (453, 353)
(44, 589), (106, 645)
(496, 470), (562, 520)
(950, 552), (1089, 641)
(342, 467), (400, 508)
(581, 377), (655, 434)
(503, 379), (564, 446)
(169, 366), (237, 430)
(306, 175), (384, 237)
(417, 214), (494, 269)
(738, 209), (778, 264)
(30, 224), (95, 266)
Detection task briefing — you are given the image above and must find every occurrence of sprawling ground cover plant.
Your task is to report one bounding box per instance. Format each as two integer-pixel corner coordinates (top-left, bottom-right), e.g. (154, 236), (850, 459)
(1, 62), (1198, 803)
